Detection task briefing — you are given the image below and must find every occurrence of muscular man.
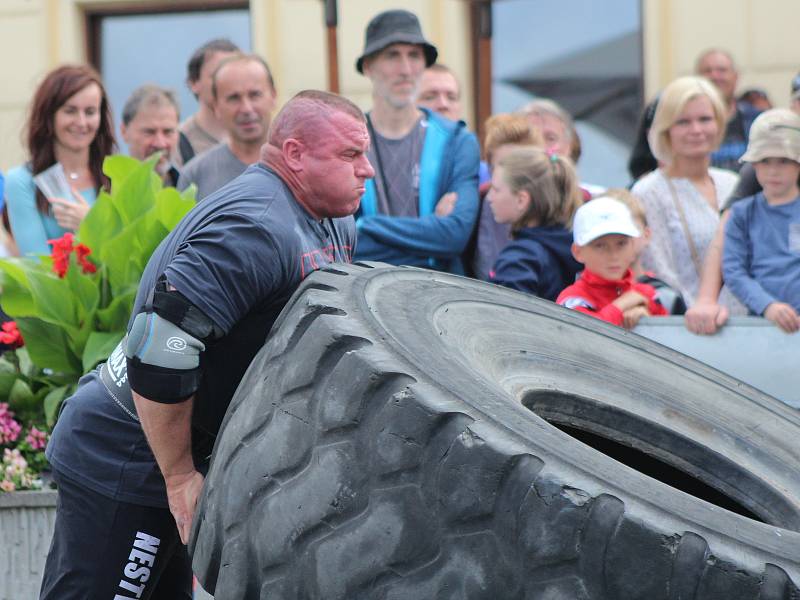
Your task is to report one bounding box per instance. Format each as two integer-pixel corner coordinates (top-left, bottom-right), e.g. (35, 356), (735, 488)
(178, 53), (277, 200)
(177, 38), (239, 165)
(354, 9), (479, 273)
(121, 84), (181, 186)
(40, 90), (373, 599)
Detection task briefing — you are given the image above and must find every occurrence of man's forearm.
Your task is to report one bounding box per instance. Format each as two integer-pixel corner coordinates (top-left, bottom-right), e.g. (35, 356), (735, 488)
(132, 391), (195, 478)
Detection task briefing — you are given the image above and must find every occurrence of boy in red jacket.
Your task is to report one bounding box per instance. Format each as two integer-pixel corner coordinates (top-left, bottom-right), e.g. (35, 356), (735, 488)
(557, 196), (667, 329)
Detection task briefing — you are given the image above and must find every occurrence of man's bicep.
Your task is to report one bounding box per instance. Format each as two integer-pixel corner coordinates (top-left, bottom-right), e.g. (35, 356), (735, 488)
(164, 218), (281, 333)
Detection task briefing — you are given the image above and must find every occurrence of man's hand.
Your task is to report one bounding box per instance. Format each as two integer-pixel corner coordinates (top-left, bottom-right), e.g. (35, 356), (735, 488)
(622, 305), (650, 330)
(434, 192), (457, 217)
(165, 470), (205, 544)
(685, 301), (729, 335)
(764, 302), (800, 333)
(49, 188), (91, 231)
(132, 391), (198, 543)
(612, 290), (647, 313)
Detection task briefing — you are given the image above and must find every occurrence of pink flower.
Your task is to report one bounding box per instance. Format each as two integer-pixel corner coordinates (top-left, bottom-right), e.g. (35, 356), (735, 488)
(0, 479), (15, 492)
(25, 427), (48, 451)
(0, 403), (21, 445)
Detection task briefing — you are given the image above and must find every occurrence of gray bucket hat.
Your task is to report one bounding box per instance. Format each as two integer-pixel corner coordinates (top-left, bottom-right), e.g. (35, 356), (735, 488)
(356, 9), (438, 74)
(740, 108), (800, 164)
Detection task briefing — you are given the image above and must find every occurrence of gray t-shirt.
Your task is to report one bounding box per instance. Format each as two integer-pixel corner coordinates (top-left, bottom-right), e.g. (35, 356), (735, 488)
(177, 142), (247, 201)
(46, 164), (356, 507)
(177, 114), (220, 166)
(367, 118), (426, 217)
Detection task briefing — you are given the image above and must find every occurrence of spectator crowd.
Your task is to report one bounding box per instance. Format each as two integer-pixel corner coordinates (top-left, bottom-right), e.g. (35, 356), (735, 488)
(1, 8), (799, 336)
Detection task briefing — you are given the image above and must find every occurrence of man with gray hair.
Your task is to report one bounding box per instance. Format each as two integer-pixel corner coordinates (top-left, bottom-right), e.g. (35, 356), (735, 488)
(518, 98), (580, 163)
(696, 48), (761, 171)
(121, 84), (181, 186)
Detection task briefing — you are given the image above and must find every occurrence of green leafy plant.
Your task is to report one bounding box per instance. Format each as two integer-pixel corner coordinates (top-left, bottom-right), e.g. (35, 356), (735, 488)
(0, 155), (195, 489)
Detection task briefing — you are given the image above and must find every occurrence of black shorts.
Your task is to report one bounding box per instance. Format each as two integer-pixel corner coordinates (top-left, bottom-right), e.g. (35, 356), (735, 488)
(39, 472), (192, 600)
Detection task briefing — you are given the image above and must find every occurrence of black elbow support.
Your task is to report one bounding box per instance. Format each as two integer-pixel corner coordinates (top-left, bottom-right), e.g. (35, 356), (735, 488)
(125, 312), (204, 403)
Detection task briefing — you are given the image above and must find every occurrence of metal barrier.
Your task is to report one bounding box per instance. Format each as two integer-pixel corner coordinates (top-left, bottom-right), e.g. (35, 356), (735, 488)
(634, 316), (798, 408)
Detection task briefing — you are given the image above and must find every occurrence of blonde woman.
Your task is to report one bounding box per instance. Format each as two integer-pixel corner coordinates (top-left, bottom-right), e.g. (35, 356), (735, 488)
(632, 76), (744, 311)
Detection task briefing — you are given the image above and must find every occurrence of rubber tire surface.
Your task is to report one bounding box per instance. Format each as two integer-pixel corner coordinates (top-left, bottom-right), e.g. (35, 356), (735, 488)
(190, 264), (800, 600)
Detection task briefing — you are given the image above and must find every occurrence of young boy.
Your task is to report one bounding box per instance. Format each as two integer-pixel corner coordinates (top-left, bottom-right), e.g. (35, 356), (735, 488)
(557, 196), (668, 329)
(604, 188), (687, 315)
(723, 108), (800, 333)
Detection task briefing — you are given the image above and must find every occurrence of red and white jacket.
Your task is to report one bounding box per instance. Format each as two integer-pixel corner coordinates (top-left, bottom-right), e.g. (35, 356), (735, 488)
(556, 268), (667, 326)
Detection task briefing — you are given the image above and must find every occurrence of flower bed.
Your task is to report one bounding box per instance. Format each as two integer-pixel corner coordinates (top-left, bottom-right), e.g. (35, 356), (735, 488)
(0, 155), (195, 598)
(0, 155), (195, 492)
(1, 407), (48, 492)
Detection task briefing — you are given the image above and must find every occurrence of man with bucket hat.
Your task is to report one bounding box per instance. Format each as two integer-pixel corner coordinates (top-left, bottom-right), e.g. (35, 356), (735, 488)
(353, 9), (480, 274)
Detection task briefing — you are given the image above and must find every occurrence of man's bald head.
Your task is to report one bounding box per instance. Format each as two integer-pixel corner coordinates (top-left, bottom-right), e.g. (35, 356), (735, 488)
(263, 90), (373, 220)
(268, 90), (366, 148)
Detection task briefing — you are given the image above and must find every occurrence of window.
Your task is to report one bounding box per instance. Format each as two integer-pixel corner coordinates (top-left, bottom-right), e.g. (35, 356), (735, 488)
(492, 0), (643, 187)
(87, 4), (251, 154)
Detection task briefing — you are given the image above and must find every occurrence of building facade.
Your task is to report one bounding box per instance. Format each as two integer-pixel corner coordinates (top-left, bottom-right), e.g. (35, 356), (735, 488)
(0, 0), (797, 173)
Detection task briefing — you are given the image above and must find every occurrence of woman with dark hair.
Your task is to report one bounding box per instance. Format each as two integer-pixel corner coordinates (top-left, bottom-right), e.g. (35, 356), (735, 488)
(5, 65), (115, 255)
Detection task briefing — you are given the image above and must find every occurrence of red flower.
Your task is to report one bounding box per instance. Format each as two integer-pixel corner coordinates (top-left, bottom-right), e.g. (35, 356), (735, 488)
(0, 321), (23, 349)
(49, 233), (74, 255)
(48, 233), (74, 278)
(47, 233), (96, 277)
(74, 243), (97, 275)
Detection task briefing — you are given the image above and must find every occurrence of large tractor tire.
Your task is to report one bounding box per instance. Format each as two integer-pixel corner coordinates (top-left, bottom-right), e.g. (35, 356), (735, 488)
(190, 264), (800, 599)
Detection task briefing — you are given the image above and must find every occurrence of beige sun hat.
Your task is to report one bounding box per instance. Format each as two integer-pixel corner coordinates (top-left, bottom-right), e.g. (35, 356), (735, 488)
(740, 108), (800, 163)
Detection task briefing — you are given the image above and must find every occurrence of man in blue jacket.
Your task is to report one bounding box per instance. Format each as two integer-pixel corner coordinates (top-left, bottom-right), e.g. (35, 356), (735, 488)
(355, 9), (480, 273)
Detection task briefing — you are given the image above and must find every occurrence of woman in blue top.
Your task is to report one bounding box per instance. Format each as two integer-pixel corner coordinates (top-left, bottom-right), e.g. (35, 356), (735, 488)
(5, 65), (115, 256)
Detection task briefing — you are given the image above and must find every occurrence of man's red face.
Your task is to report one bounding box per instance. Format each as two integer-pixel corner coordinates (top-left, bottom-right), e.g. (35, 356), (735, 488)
(301, 112), (375, 218)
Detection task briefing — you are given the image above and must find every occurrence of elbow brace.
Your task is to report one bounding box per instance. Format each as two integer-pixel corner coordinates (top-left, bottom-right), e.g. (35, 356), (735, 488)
(125, 282), (220, 403)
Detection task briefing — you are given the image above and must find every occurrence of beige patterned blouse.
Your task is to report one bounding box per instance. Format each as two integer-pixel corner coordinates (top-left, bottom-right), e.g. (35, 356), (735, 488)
(632, 167), (746, 313)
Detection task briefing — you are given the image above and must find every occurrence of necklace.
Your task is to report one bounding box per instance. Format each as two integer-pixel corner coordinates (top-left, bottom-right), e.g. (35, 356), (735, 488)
(67, 171), (79, 181)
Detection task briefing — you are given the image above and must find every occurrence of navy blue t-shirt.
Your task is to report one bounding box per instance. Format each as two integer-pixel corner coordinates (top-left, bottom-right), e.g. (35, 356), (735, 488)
(47, 164), (355, 507)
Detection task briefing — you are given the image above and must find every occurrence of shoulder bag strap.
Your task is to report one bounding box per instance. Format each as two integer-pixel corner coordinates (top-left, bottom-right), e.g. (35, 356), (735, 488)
(665, 175), (703, 277)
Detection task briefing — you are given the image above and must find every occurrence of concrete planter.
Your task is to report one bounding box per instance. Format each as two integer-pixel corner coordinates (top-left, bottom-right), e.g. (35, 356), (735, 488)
(0, 490), (57, 600)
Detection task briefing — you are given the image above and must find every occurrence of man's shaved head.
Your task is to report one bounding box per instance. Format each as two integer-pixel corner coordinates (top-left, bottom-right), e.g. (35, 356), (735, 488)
(268, 90), (365, 148)
(262, 90), (373, 220)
